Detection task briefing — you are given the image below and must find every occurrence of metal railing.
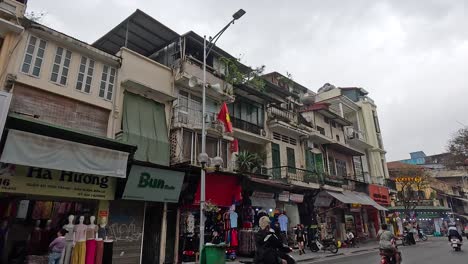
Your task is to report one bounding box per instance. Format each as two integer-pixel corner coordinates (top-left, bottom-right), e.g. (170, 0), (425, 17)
(173, 106), (217, 128)
(267, 166), (321, 184)
(324, 176), (345, 187)
(230, 116), (263, 135)
(267, 105), (298, 123)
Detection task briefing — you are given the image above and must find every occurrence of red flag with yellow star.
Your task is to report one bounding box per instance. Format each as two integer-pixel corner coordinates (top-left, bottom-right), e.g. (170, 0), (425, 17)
(217, 102), (233, 133)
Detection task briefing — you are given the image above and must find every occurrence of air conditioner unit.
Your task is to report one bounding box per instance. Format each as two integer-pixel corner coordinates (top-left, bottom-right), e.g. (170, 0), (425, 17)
(306, 141), (314, 149)
(345, 127), (355, 139)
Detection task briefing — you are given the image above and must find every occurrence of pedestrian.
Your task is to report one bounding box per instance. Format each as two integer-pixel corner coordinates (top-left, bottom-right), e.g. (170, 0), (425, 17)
(464, 224), (468, 239)
(295, 224), (306, 255)
(48, 228), (67, 264)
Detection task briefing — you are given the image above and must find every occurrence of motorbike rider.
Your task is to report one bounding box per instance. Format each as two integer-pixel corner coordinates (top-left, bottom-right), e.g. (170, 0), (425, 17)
(447, 223), (463, 242)
(377, 224), (401, 264)
(254, 216), (289, 264)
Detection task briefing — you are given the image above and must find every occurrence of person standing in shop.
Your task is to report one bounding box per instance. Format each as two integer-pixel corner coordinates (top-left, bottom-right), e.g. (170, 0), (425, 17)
(48, 229), (67, 264)
(295, 224), (306, 255)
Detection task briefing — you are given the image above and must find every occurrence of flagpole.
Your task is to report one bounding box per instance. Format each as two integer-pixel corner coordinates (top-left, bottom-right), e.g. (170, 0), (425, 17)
(198, 10), (246, 261)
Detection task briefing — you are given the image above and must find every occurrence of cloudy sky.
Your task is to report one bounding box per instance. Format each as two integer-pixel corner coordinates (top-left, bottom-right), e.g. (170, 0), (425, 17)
(28, 0), (468, 161)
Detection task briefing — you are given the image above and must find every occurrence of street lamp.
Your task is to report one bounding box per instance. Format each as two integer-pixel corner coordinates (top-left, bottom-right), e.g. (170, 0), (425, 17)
(199, 8), (246, 257)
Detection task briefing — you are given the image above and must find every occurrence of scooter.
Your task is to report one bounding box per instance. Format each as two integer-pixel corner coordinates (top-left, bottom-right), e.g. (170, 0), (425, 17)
(379, 239), (402, 264)
(450, 238), (462, 252)
(309, 237), (339, 254)
(417, 230), (428, 241)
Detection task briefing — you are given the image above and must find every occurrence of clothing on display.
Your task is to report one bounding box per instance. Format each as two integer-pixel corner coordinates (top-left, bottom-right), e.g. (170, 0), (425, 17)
(102, 241), (113, 264)
(72, 241), (86, 264)
(94, 240), (104, 264)
(85, 239), (97, 264)
(230, 211), (238, 229)
(278, 214), (288, 232)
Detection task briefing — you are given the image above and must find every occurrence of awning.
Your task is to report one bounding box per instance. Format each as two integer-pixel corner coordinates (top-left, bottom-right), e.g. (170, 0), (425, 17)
(251, 197), (276, 209)
(326, 191), (388, 211)
(453, 197), (468, 203)
(122, 165), (185, 203)
(1, 129), (130, 178)
(194, 173), (241, 207)
(387, 206), (452, 212)
(325, 142), (365, 156)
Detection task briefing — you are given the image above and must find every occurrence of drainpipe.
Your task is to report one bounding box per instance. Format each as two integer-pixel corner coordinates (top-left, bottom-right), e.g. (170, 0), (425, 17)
(173, 207), (181, 264)
(159, 202), (168, 263)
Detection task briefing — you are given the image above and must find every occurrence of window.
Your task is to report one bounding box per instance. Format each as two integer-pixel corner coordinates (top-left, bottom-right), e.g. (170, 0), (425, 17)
(324, 117), (330, 124)
(76, 56), (95, 93)
(353, 157), (364, 181)
(21, 35), (47, 77)
(331, 121), (337, 128)
(328, 156), (336, 176)
(336, 135), (340, 142)
(286, 147), (296, 173)
(50, 47), (72, 85)
(336, 159), (347, 177)
(230, 99), (264, 127)
(273, 132), (297, 146)
(99, 65), (116, 100)
(372, 111), (381, 133)
(317, 126), (325, 135)
(182, 129), (193, 161)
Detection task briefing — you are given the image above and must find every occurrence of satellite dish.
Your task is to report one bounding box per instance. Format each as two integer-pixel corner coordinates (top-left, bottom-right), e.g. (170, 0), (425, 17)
(189, 76), (200, 88)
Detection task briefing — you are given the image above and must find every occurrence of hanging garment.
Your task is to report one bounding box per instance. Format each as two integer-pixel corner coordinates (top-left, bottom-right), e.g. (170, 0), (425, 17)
(230, 229), (238, 247)
(41, 201), (53, 219)
(61, 240), (74, 264)
(94, 240), (104, 264)
(32, 201), (43, 220)
(85, 239), (97, 264)
(28, 228), (42, 255)
(71, 241), (86, 264)
(102, 241), (113, 264)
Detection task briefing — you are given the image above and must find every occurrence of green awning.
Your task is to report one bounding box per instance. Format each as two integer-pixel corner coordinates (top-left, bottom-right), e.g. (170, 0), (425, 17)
(4, 113), (137, 154)
(122, 92), (170, 165)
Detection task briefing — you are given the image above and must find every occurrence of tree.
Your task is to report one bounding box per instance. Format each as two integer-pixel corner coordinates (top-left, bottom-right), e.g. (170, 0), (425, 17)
(447, 127), (468, 168)
(390, 165), (431, 219)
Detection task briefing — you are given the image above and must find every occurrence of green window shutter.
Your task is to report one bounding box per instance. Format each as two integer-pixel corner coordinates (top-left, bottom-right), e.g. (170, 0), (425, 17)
(271, 143), (281, 178)
(286, 147), (296, 173)
(123, 92), (170, 165)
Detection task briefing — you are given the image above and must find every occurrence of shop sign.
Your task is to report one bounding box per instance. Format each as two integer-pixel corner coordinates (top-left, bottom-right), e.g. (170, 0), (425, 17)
(395, 177), (422, 183)
(0, 163), (116, 200)
(368, 184), (390, 205)
(314, 191), (333, 207)
(278, 191), (290, 202)
(0, 91), (11, 140)
(252, 191), (275, 199)
(122, 165), (184, 203)
(99, 210), (108, 218)
(289, 193), (304, 203)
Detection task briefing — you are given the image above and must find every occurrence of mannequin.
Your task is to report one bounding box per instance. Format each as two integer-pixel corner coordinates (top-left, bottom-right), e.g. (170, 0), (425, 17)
(97, 217), (108, 240)
(28, 219), (42, 255)
(101, 217), (113, 264)
(61, 215), (75, 264)
(72, 216), (87, 264)
(95, 217), (108, 264)
(85, 216), (98, 264)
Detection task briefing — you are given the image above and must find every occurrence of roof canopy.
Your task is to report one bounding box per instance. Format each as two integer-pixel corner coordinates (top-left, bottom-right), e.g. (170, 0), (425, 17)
(93, 9), (179, 56)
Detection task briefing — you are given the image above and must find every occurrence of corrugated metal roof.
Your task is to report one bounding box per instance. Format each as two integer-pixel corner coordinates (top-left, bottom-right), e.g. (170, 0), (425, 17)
(93, 9), (179, 56)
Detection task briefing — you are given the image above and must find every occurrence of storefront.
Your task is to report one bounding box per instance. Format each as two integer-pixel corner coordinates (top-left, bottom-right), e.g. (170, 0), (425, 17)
(110, 164), (185, 264)
(179, 172), (242, 261)
(0, 115), (136, 264)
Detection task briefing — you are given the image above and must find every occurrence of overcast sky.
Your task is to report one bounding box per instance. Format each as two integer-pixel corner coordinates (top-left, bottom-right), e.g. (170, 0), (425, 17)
(28, 0), (468, 161)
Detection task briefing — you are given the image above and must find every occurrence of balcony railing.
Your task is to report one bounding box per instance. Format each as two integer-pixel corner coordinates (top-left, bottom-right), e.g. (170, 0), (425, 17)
(267, 166), (321, 184)
(324, 176), (345, 187)
(267, 105), (298, 123)
(173, 106), (217, 129)
(231, 116), (263, 135)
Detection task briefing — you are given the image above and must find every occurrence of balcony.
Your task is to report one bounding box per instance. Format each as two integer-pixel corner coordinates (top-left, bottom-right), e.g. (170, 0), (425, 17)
(268, 166), (321, 185)
(231, 116), (263, 135)
(267, 106), (311, 137)
(172, 106), (220, 132)
(173, 57), (234, 102)
(324, 176), (345, 188)
(267, 105), (298, 124)
(345, 127), (372, 149)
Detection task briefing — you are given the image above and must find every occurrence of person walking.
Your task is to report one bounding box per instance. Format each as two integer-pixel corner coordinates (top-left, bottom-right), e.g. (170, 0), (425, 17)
(295, 224), (306, 255)
(48, 228), (67, 264)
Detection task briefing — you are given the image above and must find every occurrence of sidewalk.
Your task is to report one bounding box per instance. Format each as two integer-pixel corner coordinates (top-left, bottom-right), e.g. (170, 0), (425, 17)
(231, 240), (381, 263)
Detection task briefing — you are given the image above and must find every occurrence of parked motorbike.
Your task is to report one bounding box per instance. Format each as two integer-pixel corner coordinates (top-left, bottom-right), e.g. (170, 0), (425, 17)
(401, 230), (415, 246)
(450, 238), (463, 252)
(309, 237), (339, 254)
(379, 239), (402, 264)
(417, 230), (428, 241)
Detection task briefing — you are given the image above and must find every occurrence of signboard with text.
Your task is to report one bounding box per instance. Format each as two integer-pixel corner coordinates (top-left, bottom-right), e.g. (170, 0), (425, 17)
(0, 163), (116, 200)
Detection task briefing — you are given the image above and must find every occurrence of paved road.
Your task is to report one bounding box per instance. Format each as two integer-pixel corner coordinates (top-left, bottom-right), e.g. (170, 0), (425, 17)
(303, 238), (466, 263)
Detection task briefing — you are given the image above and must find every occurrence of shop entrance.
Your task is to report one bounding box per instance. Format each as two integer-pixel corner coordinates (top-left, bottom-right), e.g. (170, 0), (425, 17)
(141, 203), (163, 264)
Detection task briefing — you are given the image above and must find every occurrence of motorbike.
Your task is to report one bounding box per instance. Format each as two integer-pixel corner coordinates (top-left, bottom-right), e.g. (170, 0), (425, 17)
(450, 238), (462, 252)
(260, 231), (296, 264)
(379, 239), (402, 264)
(417, 230), (428, 241)
(309, 237), (339, 254)
(401, 230), (415, 246)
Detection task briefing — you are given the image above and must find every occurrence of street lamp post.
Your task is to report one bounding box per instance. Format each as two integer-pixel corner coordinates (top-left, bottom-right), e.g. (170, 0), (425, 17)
(199, 9), (246, 258)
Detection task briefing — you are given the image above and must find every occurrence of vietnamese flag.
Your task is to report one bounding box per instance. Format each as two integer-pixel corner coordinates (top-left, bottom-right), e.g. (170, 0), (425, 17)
(217, 102), (233, 133)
